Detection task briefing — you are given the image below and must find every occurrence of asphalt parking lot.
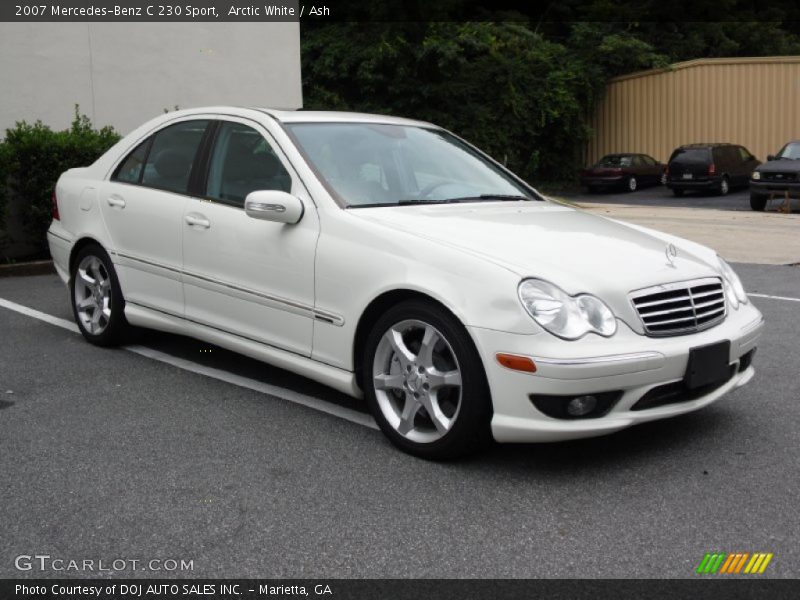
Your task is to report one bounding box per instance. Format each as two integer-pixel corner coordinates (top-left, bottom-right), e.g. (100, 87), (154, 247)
(1, 266), (799, 579)
(561, 182), (754, 211)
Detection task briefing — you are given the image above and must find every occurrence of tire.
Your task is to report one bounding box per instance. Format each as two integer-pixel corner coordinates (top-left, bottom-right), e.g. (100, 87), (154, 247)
(586, 185), (598, 194)
(626, 176), (638, 192)
(718, 176), (730, 196)
(362, 299), (493, 460)
(70, 244), (130, 346)
(659, 172), (667, 186)
(672, 189), (685, 197)
(750, 192), (768, 212)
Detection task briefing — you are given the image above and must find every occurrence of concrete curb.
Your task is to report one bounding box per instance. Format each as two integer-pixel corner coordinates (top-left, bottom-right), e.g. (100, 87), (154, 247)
(0, 260), (55, 278)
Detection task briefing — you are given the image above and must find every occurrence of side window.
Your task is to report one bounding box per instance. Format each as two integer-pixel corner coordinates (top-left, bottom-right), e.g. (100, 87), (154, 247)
(632, 156), (645, 167)
(205, 121), (292, 208)
(738, 147), (751, 162)
(140, 120), (209, 194)
(112, 138), (150, 183)
(642, 155), (656, 166)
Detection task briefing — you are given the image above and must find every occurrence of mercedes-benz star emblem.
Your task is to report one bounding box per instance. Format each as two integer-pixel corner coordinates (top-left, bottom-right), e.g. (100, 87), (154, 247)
(665, 243), (678, 267)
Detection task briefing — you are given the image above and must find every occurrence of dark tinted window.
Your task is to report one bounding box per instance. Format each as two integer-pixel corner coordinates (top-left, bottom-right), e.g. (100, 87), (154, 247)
(669, 148), (710, 163)
(112, 139), (150, 183)
(641, 155), (657, 166)
(632, 156), (645, 166)
(598, 155), (632, 167)
(141, 120), (209, 194)
(205, 122), (292, 208)
(737, 146), (752, 161)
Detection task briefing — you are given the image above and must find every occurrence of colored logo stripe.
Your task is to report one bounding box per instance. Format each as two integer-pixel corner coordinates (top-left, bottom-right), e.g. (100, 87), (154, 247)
(697, 552), (773, 574)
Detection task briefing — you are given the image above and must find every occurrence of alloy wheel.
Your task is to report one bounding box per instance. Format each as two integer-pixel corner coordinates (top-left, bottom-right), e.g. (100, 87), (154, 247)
(628, 176), (637, 191)
(372, 319), (462, 444)
(74, 255), (112, 335)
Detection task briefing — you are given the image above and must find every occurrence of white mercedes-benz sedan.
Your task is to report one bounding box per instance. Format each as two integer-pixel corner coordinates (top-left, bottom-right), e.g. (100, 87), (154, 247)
(47, 107), (764, 458)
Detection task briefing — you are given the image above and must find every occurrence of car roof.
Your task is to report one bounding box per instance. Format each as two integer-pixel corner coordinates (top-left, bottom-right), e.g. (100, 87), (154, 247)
(151, 106), (436, 129)
(257, 108), (434, 127)
(677, 143), (737, 148)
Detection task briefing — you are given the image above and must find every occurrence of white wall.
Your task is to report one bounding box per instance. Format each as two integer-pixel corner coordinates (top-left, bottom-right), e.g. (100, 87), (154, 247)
(0, 22), (302, 136)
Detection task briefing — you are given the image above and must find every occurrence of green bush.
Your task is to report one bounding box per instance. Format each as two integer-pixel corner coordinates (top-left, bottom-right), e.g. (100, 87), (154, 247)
(0, 108), (120, 257)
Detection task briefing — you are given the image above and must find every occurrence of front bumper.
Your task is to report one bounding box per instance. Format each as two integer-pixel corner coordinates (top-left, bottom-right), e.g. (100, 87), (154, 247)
(469, 302), (764, 443)
(750, 180), (800, 194)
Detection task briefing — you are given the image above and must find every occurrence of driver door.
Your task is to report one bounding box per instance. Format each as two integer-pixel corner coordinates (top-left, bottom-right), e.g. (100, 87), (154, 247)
(181, 118), (319, 356)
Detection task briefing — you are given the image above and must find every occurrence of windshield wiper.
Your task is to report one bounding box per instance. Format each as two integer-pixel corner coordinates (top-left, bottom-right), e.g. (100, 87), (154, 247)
(478, 194), (530, 201)
(347, 195), (532, 208)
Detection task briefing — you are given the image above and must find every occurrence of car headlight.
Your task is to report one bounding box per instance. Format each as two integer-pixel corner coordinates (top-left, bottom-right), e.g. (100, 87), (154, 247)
(751, 171), (761, 180)
(518, 279), (617, 340)
(717, 256), (748, 308)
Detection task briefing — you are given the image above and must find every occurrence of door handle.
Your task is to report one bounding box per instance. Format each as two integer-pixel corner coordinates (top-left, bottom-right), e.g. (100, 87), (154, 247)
(185, 214), (211, 229)
(107, 195), (126, 208)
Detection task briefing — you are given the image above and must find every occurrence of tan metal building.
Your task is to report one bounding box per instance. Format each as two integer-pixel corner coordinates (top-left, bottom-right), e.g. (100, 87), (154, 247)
(587, 56), (800, 166)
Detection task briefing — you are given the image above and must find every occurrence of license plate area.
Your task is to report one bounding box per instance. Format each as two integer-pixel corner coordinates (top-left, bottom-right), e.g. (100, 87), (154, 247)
(684, 341), (731, 389)
(682, 173), (693, 180)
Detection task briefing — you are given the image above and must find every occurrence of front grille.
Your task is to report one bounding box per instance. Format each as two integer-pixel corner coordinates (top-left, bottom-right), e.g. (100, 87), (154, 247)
(630, 277), (726, 337)
(762, 171), (797, 182)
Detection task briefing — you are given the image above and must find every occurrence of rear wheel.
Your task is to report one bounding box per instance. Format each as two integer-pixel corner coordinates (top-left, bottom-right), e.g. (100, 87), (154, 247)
(363, 299), (492, 460)
(70, 244), (130, 346)
(718, 176), (730, 196)
(750, 192), (768, 212)
(659, 172), (667, 186)
(672, 188), (685, 197)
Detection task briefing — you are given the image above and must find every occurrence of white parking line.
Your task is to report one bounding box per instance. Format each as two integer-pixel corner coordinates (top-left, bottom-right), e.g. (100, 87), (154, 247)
(0, 297), (378, 431)
(749, 292), (800, 303)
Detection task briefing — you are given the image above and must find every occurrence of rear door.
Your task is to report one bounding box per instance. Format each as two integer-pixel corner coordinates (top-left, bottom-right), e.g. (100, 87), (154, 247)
(99, 119), (210, 316)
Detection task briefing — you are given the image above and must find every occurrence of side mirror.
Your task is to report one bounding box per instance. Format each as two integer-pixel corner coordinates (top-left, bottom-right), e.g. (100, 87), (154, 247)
(767, 155), (776, 161)
(244, 190), (304, 224)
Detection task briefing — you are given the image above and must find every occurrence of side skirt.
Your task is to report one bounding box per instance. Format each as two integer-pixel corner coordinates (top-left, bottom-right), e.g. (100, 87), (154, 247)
(124, 303), (363, 399)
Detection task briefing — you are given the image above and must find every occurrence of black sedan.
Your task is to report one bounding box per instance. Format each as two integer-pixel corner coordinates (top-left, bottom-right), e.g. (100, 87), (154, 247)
(580, 153), (666, 193)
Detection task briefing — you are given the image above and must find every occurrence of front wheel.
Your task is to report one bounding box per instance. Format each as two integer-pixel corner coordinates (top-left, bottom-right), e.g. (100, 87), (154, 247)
(70, 244), (130, 346)
(626, 176), (638, 192)
(750, 192), (768, 211)
(363, 299), (492, 459)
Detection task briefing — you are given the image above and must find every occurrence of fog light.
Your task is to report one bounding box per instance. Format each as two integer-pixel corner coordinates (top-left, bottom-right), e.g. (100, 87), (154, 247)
(567, 395), (597, 417)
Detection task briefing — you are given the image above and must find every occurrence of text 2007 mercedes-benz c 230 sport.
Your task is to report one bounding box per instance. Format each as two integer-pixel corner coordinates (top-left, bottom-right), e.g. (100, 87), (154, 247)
(47, 107), (764, 458)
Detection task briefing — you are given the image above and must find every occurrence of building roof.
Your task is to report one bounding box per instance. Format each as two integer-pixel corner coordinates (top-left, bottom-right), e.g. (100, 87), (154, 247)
(610, 55), (800, 83)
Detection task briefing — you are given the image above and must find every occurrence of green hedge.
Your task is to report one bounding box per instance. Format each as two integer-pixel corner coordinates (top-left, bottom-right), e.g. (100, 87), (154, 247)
(0, 108), (120, 258)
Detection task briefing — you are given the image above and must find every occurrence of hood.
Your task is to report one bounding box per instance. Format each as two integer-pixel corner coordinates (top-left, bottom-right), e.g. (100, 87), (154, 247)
(756, 158), (800, 173)
(351, 201), (723, 328)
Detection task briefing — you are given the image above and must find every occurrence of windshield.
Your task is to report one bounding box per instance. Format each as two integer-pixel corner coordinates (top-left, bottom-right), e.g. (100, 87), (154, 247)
(597, 155), (632, 167)
(284, 122), (538, 207)
(777, 142), (800, 160)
